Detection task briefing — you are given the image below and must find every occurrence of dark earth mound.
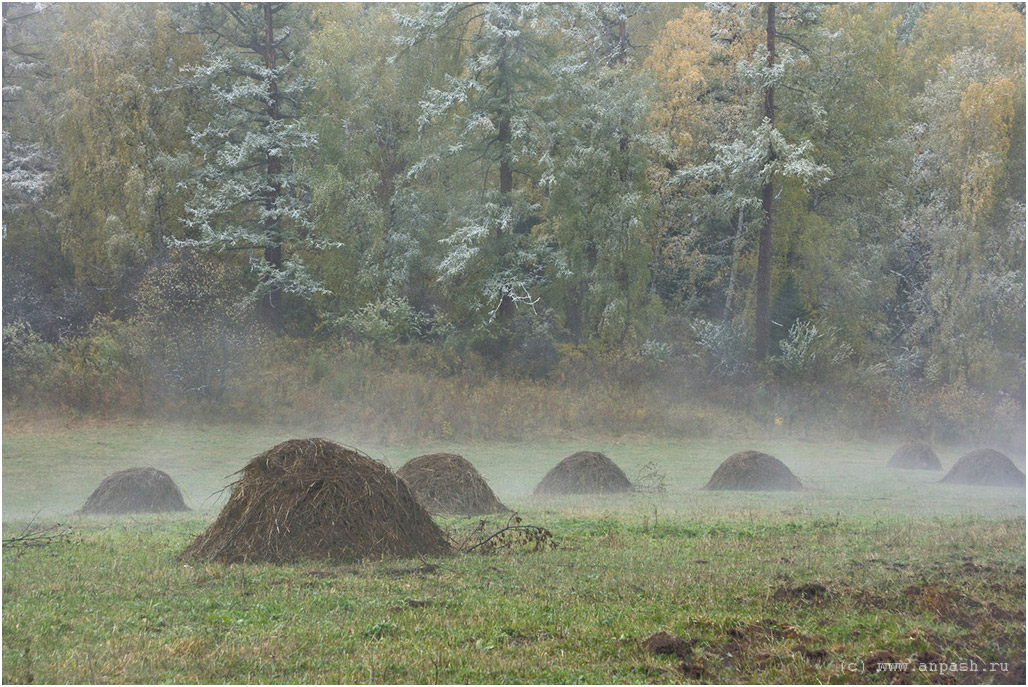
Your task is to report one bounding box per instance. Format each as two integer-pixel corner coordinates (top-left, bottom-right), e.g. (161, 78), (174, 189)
(78, 467), (189, 514)
(643, 631), (692, 659)
(533, 451), (632, 496)
(887, 442), (942, 470)
(396, 453), (508, 516)
(704, 450), (803, 491)
(180, 438), (451, 563)
(940, 449), (1025, 487)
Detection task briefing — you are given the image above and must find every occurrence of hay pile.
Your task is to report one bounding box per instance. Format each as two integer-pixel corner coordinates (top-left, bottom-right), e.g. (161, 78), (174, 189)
(78, 467), (189, 514)
(887, 442), (942, 471)
(396, 453), (509, 516)
(704, 450), (803, 491)
(181, 438), (451, 563)
(940, 449), (1026, 488)
(533, 451), (632, 496)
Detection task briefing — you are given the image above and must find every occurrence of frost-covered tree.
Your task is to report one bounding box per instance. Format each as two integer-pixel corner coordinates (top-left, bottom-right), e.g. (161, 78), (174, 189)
(304, 3), (448, 321)
(900, 40), (1025, 393)
(396, 2), (566, 327)
(176, 2), (329, 333)
(653, 3), (830, 358)
(541, 2), (664, 345)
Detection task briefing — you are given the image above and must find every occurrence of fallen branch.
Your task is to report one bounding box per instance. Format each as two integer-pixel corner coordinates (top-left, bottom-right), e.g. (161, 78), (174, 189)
(2, 516), (72, 550)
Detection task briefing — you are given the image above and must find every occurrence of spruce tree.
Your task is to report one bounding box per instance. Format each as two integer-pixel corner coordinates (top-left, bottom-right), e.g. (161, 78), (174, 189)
(176, 2), (329, 333)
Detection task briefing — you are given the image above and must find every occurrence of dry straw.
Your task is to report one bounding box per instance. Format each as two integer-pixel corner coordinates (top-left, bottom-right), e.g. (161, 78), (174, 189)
(396, 453), (509, 516)
(79, 467), (189, 514)
(181, 438), (450, 563)
(704, 450), (803, 491)
(533, 451), (633, 495)
(940, 449), (1026, 487)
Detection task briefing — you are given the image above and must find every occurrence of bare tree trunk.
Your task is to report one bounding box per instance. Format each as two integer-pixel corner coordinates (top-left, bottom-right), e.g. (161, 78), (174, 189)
(261, 3), (284, 333)
(724, 208), (744, 320)
(755, 2), (776, 360)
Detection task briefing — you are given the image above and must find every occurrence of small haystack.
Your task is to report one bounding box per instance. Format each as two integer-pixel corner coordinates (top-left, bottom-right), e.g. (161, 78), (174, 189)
(533, 451), (632, 496)
(940, 449), (1026, 488)
(396, 453), (509, 516)
(704, 450), (803, 491)
(181, 438), (450, 563)
(887, 442), (942, 471)
(79, 467), (189, 514)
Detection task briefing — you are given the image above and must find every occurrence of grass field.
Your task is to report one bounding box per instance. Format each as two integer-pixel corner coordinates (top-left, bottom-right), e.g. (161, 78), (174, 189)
(2, 421), (1025, 683)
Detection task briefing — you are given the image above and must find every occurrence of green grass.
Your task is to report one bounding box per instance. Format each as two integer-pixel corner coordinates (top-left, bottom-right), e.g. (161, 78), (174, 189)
(2, 421), (1025, 683)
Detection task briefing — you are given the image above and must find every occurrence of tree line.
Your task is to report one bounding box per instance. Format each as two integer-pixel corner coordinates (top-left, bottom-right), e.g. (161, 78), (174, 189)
(2, 2), (1024, 423)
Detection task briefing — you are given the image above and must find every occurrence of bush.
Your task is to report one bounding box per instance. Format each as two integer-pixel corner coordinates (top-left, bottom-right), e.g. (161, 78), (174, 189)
(339, 297), (430, 347)
(2, 320), (56, 400)
(692, 318), (752, 380)
(468, 310), (560, 379)
(771, 320), (854, 385)
(133, 248), (256, 404)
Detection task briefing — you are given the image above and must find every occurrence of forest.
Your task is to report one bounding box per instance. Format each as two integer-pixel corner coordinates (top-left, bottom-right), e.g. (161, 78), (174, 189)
(2, 2), (1025, 445)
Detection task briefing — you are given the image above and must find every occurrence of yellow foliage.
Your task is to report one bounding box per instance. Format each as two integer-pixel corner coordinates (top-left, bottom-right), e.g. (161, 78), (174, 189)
(643, 6), (758, 162)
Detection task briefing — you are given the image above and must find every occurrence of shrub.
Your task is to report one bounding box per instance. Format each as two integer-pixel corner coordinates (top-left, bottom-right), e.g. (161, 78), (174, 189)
(339, 297), (430, 347)
(133, 248), (256, 404)
(692, 318), (752, 380)
(1, 320), (56, 400)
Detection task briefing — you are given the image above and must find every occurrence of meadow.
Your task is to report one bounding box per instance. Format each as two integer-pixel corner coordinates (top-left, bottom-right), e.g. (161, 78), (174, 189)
(2, 421), (1025, 684)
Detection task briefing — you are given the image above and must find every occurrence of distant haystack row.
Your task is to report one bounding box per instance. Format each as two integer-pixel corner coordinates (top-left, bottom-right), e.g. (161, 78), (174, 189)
(78, 467), (189, 514)
(70, 438), (1024, 568)
(887, 442), (1026, 487)
(940, 449), (1025, 488)
(397, 453), (508, 516)
(533, 451), (633, 496)
(704, 450), (803, 491)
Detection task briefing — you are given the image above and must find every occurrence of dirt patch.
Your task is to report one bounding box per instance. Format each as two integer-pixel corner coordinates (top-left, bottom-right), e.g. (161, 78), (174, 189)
(798, 646), (830, 665)
(180, 438), (451, 564)
(78, 467), (189, 514)
(533, 451), (632, 496)
(704, 451), (803, 491)
(888, 442), (943, 471)
(396, 453), (508, 516)
(775, 582), (829, 602)
(643, 631), (692, 659)
(940, 449), (1026, 487)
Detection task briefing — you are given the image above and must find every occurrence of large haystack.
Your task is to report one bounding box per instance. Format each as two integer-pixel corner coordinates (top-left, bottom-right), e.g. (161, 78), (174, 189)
(396, 453), (509, 516)
(887, 442), (942, 471)
(533, 451), (632, 496)
(78, 467), (189, 514)
(181, 438), (451, 563)
(704, 450), (803, 491)
(940, 449), (1026, 488)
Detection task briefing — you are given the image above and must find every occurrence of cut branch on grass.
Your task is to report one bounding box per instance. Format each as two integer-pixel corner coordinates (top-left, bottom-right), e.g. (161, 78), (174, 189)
(463, 521), (556, 553)
(2, 516), (72, 550)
